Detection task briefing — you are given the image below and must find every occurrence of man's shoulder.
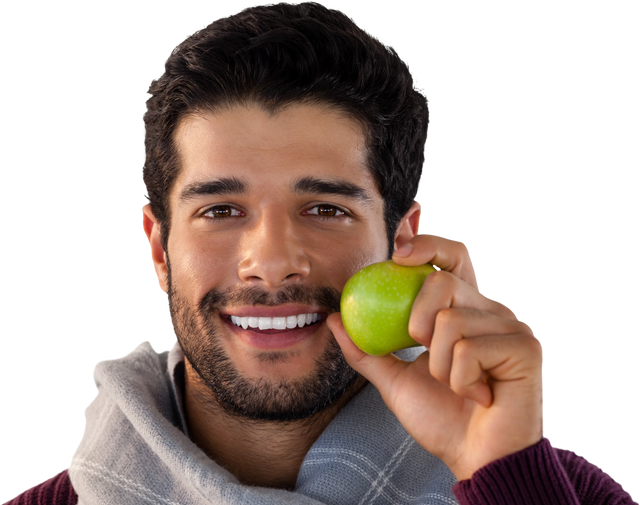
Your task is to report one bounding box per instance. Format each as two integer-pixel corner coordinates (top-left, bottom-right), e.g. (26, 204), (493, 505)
(4, 471), (77, 505)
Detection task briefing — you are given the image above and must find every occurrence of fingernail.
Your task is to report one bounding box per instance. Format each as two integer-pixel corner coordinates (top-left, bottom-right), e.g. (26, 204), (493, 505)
(394, 243), (413, 257)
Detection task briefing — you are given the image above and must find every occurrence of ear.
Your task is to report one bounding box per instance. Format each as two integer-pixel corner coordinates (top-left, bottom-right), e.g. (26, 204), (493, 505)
(393, 201), (421, 252)
(143, 204), (169, 293)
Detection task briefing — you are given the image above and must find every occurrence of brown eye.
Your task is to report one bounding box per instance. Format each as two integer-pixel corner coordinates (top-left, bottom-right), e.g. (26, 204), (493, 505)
(203, 205), (244, 219)
(318, 205), (340, 217)
(211, 207), (231, 217)
(305, 204), (346, 218)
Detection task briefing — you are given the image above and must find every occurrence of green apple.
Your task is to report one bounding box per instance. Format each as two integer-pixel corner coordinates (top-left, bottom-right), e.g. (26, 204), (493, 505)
(340, 260), (436, 356)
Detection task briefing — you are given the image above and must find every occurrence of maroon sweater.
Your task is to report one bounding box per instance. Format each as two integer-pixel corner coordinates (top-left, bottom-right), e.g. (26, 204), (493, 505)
(4, 438), (635, 505)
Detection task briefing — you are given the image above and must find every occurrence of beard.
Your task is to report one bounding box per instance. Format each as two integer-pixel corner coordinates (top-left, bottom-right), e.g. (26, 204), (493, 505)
(167, 263), (359, 423)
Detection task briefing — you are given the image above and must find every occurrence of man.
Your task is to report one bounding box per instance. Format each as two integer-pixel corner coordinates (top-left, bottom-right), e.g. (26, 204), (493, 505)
(7, 3), (635, 504)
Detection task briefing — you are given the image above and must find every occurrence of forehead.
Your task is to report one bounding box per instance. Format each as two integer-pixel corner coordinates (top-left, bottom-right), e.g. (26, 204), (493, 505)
(171, 103), (378, 198)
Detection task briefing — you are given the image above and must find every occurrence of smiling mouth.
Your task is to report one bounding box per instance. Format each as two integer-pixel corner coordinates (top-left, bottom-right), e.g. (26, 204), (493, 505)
(224, 315), (326, 335)
(224, 311), (326, 349)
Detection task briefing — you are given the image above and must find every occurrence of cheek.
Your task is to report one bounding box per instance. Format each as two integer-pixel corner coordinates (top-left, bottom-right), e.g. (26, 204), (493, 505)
(182, 255), (230, 292)
(169, 232), (240, 299)
(317, 246), (386, 292)
(337, 249), (388, 287)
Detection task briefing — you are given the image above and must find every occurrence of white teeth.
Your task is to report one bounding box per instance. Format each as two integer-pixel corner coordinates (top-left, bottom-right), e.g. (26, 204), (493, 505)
(231, 313), (321, 330)
(258, 317), (272, 330)
(286, 315), (298, 329)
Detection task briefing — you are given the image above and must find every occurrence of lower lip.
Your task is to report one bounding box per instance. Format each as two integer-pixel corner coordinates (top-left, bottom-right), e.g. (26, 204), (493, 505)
(223, 317), (322, 350)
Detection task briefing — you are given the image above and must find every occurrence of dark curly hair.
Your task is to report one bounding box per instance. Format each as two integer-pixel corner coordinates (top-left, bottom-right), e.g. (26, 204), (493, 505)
(143, 2), (428, 258)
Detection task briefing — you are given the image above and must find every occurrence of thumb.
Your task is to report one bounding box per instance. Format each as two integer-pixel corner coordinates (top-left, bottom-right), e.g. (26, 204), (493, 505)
(327, 312), (408, 394)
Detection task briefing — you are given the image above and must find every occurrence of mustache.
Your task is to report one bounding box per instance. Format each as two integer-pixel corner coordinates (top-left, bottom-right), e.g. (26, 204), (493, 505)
(197, 283), (342, 314)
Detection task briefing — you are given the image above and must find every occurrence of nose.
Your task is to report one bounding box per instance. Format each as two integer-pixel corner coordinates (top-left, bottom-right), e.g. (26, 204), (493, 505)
(237, 209), (311, 287)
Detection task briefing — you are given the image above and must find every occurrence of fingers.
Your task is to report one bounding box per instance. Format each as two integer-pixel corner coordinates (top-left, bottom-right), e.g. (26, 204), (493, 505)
(428, 308), (540, 407)
(428, 308), (525, 384)
(393, 235), (478, 289)
(450, 333), (542, 407)
(409, 270), (517, 348)
(393, 231), (518, 318)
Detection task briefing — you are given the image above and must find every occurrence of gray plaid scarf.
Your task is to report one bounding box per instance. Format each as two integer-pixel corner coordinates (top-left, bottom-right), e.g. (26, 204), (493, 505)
(69, 342), (457, 504)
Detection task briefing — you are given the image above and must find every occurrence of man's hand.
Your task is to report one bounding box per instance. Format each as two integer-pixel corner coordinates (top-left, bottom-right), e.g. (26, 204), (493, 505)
(327, 235), (543, 481)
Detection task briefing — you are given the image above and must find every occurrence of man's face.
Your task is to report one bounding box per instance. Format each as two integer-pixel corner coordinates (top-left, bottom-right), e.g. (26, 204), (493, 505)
(160, 103), (390, 420)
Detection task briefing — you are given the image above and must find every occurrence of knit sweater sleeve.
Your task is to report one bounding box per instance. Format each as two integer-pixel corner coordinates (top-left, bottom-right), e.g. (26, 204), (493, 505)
(3, 470), (77, 505)
(451, 438), (636, 504)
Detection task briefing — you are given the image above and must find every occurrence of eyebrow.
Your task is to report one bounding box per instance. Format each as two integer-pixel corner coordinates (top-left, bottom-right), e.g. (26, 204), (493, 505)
(178, 175), (373, 205)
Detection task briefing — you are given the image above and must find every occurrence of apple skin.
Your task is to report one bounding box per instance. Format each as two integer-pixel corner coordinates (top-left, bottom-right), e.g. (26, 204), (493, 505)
(340, 260), (436, 356)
